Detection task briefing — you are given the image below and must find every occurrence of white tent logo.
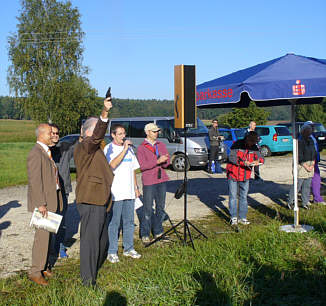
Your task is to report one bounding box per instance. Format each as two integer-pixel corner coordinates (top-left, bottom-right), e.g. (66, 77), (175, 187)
(292, 80), (306, 96)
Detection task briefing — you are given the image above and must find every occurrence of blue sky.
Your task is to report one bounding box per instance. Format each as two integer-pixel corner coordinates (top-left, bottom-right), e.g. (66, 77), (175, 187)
(1, 0), (325, 100)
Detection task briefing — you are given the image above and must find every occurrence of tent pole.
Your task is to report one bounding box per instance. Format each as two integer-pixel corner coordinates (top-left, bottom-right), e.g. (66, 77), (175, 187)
(291, 101), (299, 227)
(280, 100), (313, 233)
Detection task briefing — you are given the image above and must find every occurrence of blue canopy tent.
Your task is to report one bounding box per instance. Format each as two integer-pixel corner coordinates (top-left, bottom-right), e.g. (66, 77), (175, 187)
(196, 53), (326, 231)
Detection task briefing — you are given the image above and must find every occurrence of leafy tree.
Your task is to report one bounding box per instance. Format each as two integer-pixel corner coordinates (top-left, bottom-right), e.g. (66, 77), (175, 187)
(296, 100), (326, 125)
(7, 0), (98, 134)
(218, 102), (270, 127)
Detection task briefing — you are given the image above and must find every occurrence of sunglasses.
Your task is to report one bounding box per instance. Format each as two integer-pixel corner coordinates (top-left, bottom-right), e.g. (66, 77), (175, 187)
(52, 132), (59, 135)
(151, 130), (159, 133)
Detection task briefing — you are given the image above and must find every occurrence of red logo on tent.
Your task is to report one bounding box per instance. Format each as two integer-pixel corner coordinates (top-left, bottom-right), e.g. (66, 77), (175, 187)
(292, 80), (305, 96)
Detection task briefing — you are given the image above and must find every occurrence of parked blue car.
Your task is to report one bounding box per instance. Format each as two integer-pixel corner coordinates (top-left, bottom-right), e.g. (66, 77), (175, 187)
(255, 125), (292, 157)
(219, 128), (246, 156)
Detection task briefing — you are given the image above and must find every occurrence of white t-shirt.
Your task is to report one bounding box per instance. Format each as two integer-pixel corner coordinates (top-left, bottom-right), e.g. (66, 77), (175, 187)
(104, 142), (140, 201)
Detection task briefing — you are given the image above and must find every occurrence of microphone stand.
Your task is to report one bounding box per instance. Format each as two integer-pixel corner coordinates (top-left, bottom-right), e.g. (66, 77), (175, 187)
(146, 127), (207, 250)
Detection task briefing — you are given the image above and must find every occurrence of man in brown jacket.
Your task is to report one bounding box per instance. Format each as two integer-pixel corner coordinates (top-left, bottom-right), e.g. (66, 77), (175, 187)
(74, 97), (114, 286)
(27, 123), (63, 286)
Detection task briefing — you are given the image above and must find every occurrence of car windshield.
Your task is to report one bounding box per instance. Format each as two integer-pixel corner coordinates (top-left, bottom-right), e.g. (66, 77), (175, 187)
(234, 129), (245, 139)
(314, 123), (326, 132)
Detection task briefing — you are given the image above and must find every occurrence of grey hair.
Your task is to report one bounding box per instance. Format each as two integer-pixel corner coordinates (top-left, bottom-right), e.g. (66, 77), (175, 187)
(81, 117), (98, 137)
(301, 124), (312, 134)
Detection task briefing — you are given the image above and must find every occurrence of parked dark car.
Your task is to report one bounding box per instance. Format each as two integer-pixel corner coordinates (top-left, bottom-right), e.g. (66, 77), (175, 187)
(279, 122), (326, 151)
(59, 134), (112, 171)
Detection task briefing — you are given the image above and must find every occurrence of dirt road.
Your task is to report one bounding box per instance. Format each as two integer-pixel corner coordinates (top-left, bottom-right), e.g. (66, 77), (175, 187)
(1, 155), (325, 278)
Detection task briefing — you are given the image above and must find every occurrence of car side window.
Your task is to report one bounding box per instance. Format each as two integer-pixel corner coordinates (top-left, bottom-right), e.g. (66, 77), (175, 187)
(110, 121), (130, 136)
(156, 119), (174, 139)
(275, 127), (290, 136)
(219, 130), (232, 141)
(130, 121), (151, 138)
(255, 127), (269, 136)
(59, 135), (78, 144)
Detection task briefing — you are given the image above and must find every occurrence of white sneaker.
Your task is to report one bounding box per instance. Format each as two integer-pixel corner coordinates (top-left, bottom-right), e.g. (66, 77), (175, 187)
(141, 236), (151, 245)
(123, 249), (141, 259)
(238, 218), (250, 225)
(107, 253), (119, 263)
(230, 217), (238, 225)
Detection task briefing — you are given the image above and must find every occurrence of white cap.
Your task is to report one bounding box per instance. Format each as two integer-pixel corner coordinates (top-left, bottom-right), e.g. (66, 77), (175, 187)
(144, 123), (160, 132)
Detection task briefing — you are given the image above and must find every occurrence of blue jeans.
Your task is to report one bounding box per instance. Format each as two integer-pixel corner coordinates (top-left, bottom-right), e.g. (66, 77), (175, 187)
(52, 192), (68, 256)
(108, 199), (135, 254)
(141, 182), (166, 238)
(228, 179), (249, 219)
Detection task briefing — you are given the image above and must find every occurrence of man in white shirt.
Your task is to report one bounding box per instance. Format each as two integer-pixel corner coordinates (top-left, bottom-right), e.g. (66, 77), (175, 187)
(104, 124), (141, 263)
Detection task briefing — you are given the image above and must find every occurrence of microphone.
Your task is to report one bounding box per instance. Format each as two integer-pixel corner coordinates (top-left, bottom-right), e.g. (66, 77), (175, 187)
(123, 138), (136, 148)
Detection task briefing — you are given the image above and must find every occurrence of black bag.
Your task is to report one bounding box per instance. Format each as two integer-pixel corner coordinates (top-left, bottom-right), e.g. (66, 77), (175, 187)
(174, 182), (185, 199)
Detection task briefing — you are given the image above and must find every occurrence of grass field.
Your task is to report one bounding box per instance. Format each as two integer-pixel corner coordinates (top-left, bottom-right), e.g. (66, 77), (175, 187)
(0, 142), (34, 189)
(0, 208), (326, 305)
(0, 120), (77, 188)
(0, 119), (37, 143)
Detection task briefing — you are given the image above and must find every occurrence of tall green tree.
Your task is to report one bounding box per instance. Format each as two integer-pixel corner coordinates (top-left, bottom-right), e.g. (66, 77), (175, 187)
(218, 102), (270, 127)
(7, 0), (98, 134)
(296, 101), (326, 125)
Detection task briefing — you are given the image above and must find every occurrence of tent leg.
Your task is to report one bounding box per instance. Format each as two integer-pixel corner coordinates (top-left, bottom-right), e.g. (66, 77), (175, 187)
(291, 102), (299, 227)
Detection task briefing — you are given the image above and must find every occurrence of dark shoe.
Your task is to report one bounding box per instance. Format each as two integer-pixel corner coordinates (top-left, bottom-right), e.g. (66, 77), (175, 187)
(302, 204), (310, 209)
(29, 274), (48, 286)
(42, 269), (53, 278)
(287, 202), (294, 210)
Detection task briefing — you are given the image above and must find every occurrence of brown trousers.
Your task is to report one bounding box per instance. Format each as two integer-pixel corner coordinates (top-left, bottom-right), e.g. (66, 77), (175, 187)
(29, 192), (60, 276)
(29, 228), (51, 276)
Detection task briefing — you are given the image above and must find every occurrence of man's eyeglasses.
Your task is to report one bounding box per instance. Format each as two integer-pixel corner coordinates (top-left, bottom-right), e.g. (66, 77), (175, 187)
(151, 130), (159, 133)
(52, 132), (59, 135)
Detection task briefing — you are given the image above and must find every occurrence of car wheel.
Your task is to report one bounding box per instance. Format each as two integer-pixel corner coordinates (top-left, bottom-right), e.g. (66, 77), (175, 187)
(260, 145), (271, 157)
(171, 154), (190, 172)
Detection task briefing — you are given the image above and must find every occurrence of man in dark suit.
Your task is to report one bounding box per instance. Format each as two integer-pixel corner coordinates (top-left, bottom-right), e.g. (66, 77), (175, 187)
(27, 123), (63, 286)
(49, 123), (76, 259)
(74, 97), (114, 286)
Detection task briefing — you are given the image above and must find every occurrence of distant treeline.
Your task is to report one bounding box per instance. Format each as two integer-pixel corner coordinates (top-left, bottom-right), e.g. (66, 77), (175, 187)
(0, 95), (291, 121)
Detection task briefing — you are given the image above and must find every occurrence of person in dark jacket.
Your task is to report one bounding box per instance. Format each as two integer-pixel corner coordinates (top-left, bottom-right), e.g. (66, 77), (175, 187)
(288, 124), (316, 210)
(226, 131), (264, 225)
(208, 119), (223, 173)
(49, 124), (77, 259)
(74, 98), (114, 286)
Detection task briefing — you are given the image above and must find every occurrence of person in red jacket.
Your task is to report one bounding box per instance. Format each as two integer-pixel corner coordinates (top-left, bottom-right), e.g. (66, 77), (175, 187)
(226, 131), (264, 225)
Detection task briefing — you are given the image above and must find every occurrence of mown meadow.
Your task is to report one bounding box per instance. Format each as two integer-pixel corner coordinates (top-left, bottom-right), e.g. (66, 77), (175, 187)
(0, 210), (326, 305)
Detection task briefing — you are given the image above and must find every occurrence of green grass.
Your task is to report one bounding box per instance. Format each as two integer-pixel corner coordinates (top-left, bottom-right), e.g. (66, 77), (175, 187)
(0, 142), (35, 188)
(0, 119), (37, 143)
(1, 205), (326, 305)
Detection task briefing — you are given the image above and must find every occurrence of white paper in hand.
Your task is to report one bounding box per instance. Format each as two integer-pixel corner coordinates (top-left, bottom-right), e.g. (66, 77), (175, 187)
(30, 208), (63, 233)
(134, 197), (143, 210)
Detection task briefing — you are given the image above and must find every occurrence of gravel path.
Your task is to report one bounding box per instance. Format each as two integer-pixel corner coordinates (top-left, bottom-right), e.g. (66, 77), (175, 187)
(1, 155), (325, 278)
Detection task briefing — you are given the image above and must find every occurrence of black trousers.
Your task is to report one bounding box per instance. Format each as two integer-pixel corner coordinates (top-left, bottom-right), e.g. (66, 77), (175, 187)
(209, 145), (219, 162)
(77, 203), (108, 286)
(254, 165), (260, 179)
